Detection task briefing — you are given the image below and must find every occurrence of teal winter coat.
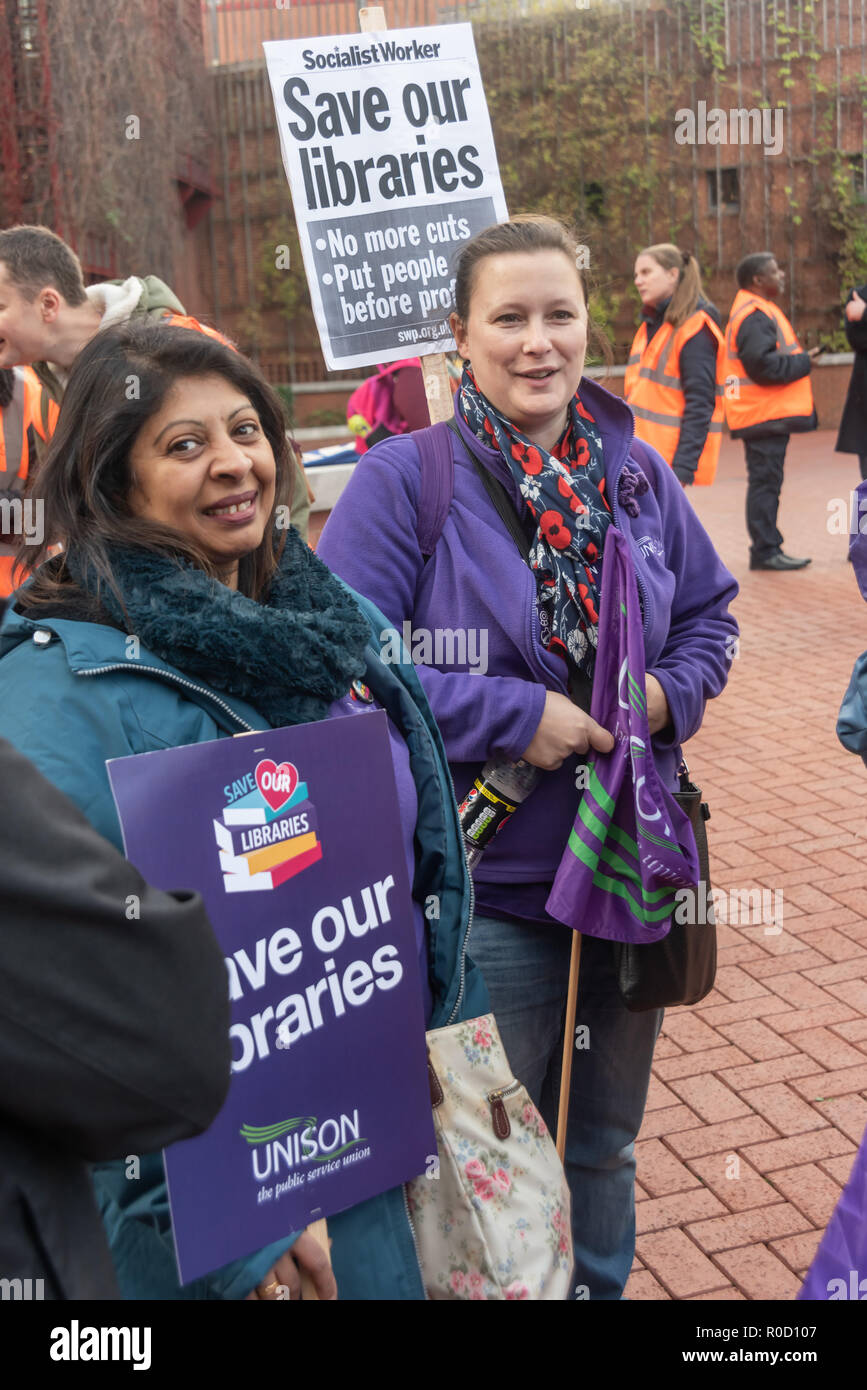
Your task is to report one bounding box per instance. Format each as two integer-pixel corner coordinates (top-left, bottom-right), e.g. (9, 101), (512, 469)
(0, 585), (487, 1300)
(838, 650), (867, 767)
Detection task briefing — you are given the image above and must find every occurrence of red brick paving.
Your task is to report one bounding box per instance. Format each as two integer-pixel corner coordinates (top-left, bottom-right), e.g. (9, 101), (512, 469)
(686, 1151), (782, 1210)
(636, 1228), (728, 1297)
(624, 433), (867, 1302)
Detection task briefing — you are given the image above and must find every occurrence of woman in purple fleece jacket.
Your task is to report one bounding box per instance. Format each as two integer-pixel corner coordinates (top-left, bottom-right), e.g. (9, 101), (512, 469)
(318, 216), (738, 1300)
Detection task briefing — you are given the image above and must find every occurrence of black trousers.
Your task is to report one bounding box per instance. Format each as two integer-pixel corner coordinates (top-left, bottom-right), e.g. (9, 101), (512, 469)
(744, 434), (789, 561)
(859, 453), (867, 481)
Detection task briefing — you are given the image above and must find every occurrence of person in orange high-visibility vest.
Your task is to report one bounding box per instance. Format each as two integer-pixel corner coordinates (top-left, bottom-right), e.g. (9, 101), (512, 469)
(0, 365), (41, 598)
(0, 225), (311, 542)
(724, 252), (819, 571)
(626, 244), (725, 487)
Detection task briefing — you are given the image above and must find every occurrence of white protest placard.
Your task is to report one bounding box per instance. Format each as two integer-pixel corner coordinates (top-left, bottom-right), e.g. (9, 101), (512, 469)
(264, 24), (508, 371)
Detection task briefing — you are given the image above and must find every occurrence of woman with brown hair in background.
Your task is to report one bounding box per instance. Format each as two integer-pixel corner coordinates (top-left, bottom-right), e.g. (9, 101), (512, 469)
(626, 244), (726, 487)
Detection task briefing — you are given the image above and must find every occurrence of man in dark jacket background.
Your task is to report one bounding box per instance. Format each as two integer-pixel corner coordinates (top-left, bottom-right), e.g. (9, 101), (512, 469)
(724, 253), (821, 571)
(836, 284), (867, 481)
(0, 736), (231, 1300)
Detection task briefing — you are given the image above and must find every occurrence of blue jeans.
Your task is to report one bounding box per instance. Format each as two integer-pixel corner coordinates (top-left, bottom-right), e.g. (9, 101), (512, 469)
(468, 914), (663, 1300)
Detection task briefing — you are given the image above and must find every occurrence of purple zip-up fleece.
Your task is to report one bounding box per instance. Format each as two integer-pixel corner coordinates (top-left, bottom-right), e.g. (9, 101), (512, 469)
(318, 377), (739, 906)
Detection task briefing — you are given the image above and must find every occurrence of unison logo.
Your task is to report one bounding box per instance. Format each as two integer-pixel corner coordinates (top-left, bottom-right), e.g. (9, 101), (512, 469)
(243, 1110), (368, 1183)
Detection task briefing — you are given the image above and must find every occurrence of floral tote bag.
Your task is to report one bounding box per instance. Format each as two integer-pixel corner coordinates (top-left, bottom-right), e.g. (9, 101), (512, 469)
(406, 1014), (574, 1300)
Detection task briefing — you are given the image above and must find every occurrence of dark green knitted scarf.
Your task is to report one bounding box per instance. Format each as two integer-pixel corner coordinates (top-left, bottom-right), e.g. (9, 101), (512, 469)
(65, 529), (371, 727)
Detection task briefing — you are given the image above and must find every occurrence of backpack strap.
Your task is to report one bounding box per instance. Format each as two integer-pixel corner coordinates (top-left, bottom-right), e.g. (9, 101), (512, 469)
(445, 419), (532, 561)
(412, 421), (455, 560)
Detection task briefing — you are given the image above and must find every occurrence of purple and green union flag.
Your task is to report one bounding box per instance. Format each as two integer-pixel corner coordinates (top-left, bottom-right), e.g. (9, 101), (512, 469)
(547, 526), (699, 943)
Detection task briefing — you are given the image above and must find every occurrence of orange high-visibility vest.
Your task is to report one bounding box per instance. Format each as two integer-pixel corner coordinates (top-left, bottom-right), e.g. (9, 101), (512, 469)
(723, 290), (815, 433)
(31, 384), (60, 445)
(624, 309), (726, 485)
(162, 312), (232, 345)
(0, 366), (39, 480)
(0, 366), (41, 597)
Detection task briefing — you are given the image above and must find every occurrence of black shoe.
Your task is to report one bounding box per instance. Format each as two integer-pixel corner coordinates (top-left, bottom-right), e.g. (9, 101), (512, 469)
(749, 552), (812, 571)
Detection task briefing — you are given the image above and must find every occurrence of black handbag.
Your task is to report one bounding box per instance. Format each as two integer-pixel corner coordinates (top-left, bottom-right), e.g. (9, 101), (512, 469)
(612, 762), (717, 1012)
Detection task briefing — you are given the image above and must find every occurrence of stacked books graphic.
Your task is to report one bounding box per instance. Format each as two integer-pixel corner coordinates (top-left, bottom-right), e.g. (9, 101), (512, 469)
(214, 779), (322, 893)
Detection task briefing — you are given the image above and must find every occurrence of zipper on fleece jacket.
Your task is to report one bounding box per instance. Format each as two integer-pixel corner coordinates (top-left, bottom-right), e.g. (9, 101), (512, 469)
(524, 575), (570, 694)
(609, 453), (655, 641)
(75, 662), (257, 733)
(399, 685), (474, 1028)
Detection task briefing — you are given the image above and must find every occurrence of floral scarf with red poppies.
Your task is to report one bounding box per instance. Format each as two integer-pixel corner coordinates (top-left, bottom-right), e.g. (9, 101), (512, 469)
(458, 368), (611, 675)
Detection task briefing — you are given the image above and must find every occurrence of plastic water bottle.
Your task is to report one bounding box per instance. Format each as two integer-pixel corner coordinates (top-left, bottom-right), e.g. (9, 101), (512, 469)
(458, 758), (542, 869)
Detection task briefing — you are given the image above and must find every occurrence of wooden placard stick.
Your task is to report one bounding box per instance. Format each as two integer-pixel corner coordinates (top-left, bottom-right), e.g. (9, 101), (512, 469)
(232, 731), (332, 1299)
(556, 931), (582, 1162)
(359, 5), (453, 425)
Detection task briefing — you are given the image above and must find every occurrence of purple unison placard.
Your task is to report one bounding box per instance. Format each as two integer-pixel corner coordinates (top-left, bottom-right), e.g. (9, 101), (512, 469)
(108, 711), (435, 1286)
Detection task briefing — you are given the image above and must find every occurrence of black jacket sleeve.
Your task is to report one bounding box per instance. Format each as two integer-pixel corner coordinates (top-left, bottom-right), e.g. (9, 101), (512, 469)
(737, 307), (812, 386)
(672, 324), (719, 484)
(844, 286), (867, 354)
(0, 737), (231, 1161)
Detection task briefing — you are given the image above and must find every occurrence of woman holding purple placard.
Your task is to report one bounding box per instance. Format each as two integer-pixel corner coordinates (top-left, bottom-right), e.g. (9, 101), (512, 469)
(319, 215), (739, 1299)
(0, 321), (488, 1300)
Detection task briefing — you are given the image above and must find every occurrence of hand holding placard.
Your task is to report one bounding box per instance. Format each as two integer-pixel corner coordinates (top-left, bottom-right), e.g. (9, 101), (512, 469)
(246, 1228), (337, 1301)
